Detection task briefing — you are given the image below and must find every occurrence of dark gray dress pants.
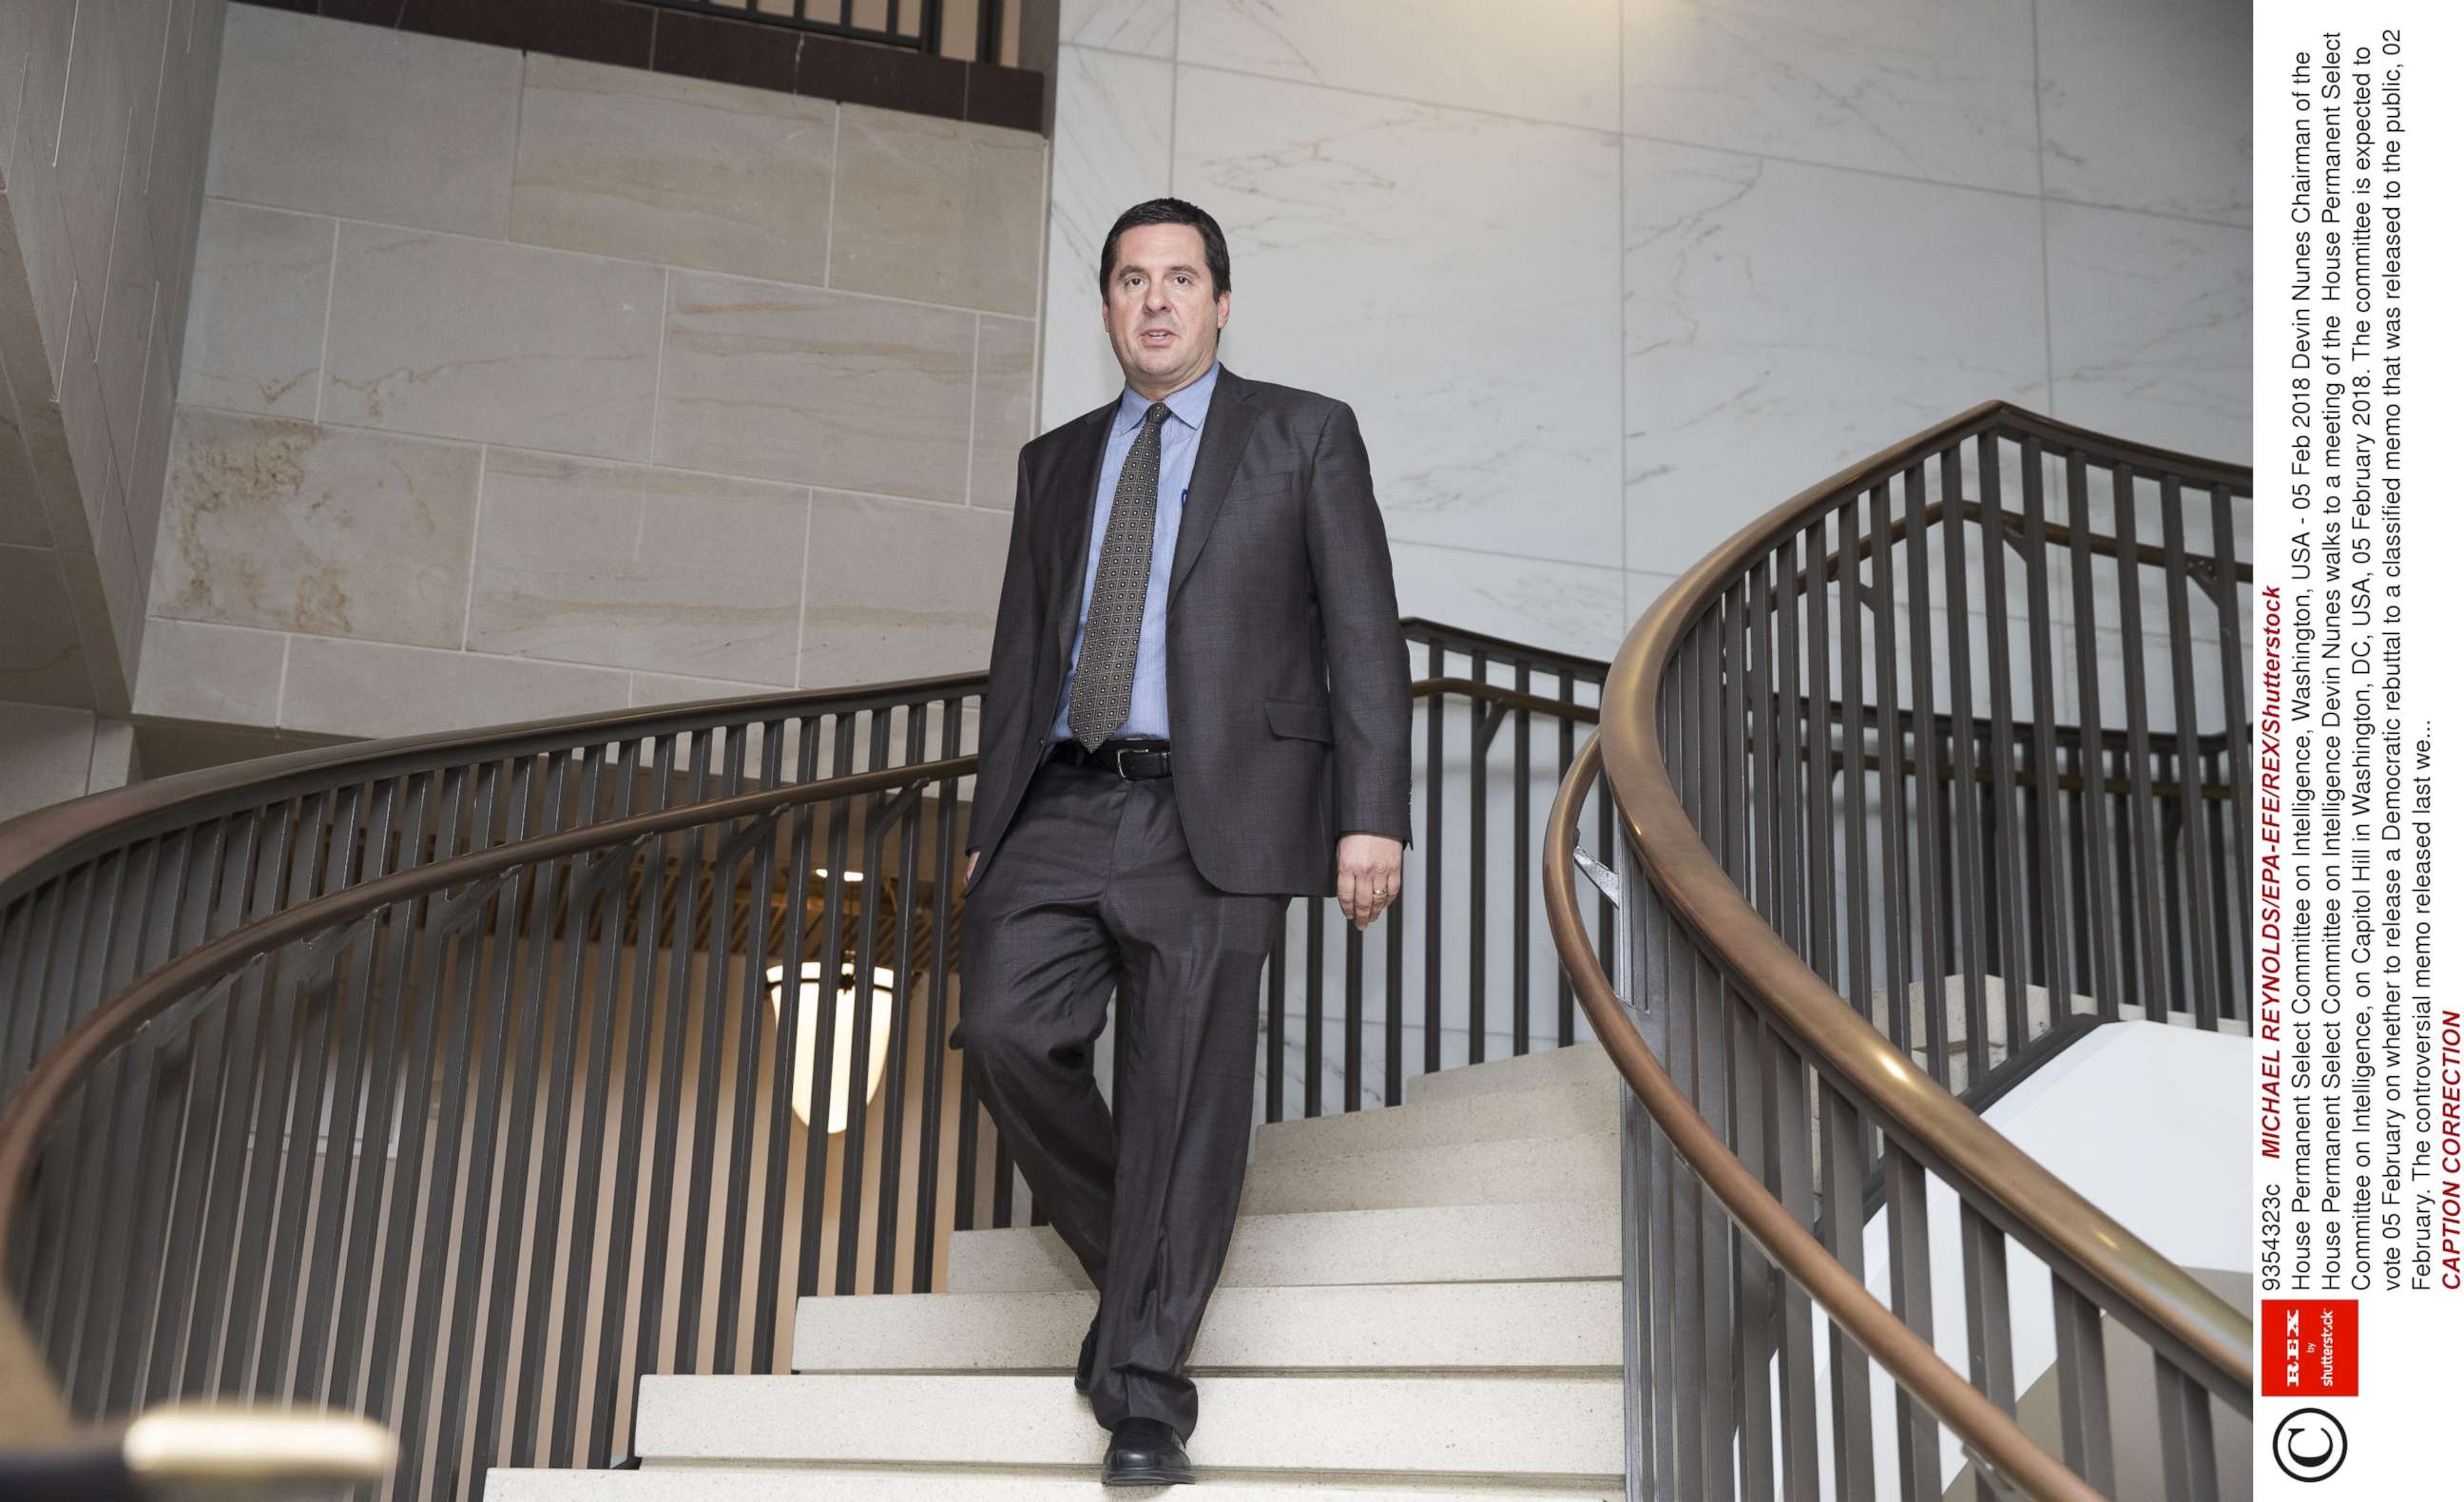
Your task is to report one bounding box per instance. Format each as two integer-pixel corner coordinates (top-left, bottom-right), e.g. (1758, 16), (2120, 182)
(953, 750), (1290, 1440)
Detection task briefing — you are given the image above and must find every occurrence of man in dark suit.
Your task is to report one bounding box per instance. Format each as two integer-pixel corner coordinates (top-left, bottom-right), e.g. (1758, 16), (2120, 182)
(951, 198), (1412, 1486)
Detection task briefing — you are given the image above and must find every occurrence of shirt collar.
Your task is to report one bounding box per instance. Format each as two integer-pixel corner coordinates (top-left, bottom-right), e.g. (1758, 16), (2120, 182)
(1115, 360), (1221, 438)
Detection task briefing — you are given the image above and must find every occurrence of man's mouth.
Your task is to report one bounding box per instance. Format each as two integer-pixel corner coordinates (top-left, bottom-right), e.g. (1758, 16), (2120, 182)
(1141, 329), (1175, 345)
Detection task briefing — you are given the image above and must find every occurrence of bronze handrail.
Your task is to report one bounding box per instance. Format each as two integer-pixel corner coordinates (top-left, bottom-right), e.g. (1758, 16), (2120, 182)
(1544, 735), (2103, 1502)
(1576, 397), (2252, 1394)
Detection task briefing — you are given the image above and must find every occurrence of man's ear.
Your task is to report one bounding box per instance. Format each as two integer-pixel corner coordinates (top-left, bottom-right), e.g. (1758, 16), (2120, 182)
(1215, 291), (1231, 330)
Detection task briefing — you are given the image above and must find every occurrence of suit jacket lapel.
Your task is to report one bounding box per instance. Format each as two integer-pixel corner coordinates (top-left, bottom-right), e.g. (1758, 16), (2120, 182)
(1045, 401), (1116, 668)
(1167, 366), (1258, 608)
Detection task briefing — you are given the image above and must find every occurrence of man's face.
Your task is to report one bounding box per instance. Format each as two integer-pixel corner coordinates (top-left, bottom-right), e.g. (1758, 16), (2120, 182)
(1102, 222), (1230, 398)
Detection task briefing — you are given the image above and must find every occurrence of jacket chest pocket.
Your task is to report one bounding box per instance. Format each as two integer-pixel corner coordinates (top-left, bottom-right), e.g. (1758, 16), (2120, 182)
(1264, 697), (1335, 742)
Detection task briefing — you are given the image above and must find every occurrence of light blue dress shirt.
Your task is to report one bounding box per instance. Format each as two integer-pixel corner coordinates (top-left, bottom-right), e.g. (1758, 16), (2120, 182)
(1048, 361), (1221, 744)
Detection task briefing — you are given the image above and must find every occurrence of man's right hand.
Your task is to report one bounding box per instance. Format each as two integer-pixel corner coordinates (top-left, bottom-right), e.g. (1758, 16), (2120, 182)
(964, 850), (980, 891)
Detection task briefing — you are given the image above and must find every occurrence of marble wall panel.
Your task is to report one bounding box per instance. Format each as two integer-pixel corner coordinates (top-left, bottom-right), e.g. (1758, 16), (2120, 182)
(1061, 0), (1176, 58)
(2037, 0), (2252, 224)
(130, 614), (286, 723)
(1182, 0), (1620, 133)
(828, 105), (1047, 317)
(320, 223), (664, 458)
(2046, 201), (2253, 465)
(1176, 66), (1623, 568)
(205, 5), (522, 238)
(466, 448), (809, 684)
(972, 316), (1037, 510)
(152, 409), (483, 648)
(658, 270), (978, 501)
(801, 491), (1010, 685)
(1389, 541), (1628, 663)
(1621, 0), (2039, 194)
(279, 634), (629, 740)
(0, 545), (94, 707)
(1623, 141), (2046, 574)
(1041, 44), (1173, 426)
(177, 200), (332, 418)
(510, 55), (837, 288)
(0, 702), (98, 821)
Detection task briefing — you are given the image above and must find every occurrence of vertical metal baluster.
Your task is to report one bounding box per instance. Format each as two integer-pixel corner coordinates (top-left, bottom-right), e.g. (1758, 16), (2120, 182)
(1976, 437), (2031, 1023)
(720, 722), (789, 1360)
(2, 878), (67, 1101)
(1805, 516), (1839, 994)
(2153, 1355), (2221, 1502)
(1868, 488), (1913, 1065)
(1647, 649), (1686, 1502)
(1900, 465), (1954, 1082)
(2050, 1272), (2117, 1492)
(1700, 599), (1735, 1502)
(873, 710), (932, 1295)
(2018, 439), (2077, 1013)
(2158, 479), (2221, 1028)
(1513, 661), (1532, 1057)
(1304, 877), (1325, 1117)
(752, 713), (818, 1351)
(1957, 1202), (2019, 1499)
(1560, 671), (1580, 1046)
(912, 702), (963, 1290)
(1819, 1083), (1875, 1502)
(27, 847), (126, 1354)
(1882, 1142), (1939, 1502)
(1773, 533), (1805, 961)
(634, 728), (714, 1383)
(1838, 501), (1874, 1027)
(682, 728), (752, 1345)
(804, 719), (857, 1272)
(835, 717), (894, 1290)
(2064, 451), (2121, 1018)
(1770, 1031), (1819, 1502)
(2206, 486), (2254, 1014)
(1423, 646), (1445, 1076)
(1469, 649), (1490, 1063)
(1342, 918), (1364, 1112)
(590, 734), (682, 1468)
(1265, 915), (1286, 1124)
(2106, 465), (2169, 1020)
(1937, 452), (1992, 1070)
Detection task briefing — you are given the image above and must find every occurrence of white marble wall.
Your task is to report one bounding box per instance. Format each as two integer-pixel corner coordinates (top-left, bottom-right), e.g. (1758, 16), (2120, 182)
(139, 5), (1049, 742)
(1041, 0), (2253, 664)
(1, 1), (228, 717)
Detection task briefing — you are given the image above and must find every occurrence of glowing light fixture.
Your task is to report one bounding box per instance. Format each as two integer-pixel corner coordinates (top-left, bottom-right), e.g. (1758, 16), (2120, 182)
(764, 962), (897, 1133)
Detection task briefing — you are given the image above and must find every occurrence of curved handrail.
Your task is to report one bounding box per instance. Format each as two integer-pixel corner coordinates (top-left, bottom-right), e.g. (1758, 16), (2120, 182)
(1543, 734), (2103, 1502)
(1594, 398), (2250, 1396)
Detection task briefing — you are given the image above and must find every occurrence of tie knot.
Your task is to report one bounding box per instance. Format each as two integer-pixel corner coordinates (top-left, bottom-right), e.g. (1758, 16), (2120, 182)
(1141, 401), (1171, 432)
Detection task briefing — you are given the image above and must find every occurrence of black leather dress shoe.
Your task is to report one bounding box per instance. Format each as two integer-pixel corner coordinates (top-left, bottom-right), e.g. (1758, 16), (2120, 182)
(1073, 1315), (1098, 1396)
(1102, 1416), (1194, 1486)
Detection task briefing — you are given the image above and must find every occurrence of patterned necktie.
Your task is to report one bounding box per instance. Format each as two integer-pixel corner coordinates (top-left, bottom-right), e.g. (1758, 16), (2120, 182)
(1068, 400), (1173, 752)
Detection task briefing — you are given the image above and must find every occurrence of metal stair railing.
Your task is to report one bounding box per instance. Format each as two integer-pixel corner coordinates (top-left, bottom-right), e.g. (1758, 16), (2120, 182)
(1544, 399), (2256, 1501)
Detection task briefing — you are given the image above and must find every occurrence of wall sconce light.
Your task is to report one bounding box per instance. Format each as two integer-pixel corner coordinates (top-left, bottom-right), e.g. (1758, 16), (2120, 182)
(764, 962), (897, 1133)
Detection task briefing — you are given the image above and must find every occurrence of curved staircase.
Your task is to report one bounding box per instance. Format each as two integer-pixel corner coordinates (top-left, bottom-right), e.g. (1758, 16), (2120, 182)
(490, 1043), (1628, 1499)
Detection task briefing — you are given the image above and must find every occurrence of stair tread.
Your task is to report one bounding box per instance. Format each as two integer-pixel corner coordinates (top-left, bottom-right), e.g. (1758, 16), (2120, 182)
(792, 1279), (1621, 1373)
(487, 1467), (1622, 1501)
(631, 1372), (1624, 1477)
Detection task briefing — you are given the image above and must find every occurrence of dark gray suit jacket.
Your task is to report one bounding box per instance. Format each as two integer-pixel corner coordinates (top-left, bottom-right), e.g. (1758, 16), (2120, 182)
(965, 366), (1413, 897)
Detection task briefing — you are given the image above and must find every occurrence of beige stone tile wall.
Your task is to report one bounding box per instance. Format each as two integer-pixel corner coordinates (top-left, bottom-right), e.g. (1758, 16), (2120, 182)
(1, 1), (229, 715)
(141, 4), (1049, 744)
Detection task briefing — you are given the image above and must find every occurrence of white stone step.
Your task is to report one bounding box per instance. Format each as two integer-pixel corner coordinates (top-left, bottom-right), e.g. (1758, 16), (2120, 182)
(1237, 1130), (1616, 1216)
(1251, 1080), (1623, 1165)
(626, 1372), (1624, 1480)
(488, 1468), (1621, 1502)
(948, 1198), (1621, 1293)
(1404, 1043), (1618, 1106)
(791, 1279), (1620, 1374)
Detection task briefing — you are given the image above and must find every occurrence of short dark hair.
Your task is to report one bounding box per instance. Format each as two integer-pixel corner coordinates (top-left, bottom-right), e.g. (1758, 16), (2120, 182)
(1096, 198), (1231, 296)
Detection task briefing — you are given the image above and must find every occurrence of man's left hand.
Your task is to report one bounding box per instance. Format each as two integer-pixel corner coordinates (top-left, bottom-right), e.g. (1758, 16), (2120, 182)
(1336, 833), (1404, 931)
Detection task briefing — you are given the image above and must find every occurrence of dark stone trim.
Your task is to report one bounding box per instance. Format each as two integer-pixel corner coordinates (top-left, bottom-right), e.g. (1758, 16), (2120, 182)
(233, 0), (1047, 137)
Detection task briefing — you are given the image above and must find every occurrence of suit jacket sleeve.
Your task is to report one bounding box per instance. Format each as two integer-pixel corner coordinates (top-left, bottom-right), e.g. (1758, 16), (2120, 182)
(968, 450), (1039, 855)
(1302, 400), (1414, 848)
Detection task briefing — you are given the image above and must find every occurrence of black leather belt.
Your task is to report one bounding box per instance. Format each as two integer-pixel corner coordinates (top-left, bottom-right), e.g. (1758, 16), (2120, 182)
(1048, 739), (1174, 779)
